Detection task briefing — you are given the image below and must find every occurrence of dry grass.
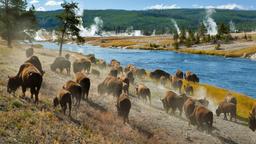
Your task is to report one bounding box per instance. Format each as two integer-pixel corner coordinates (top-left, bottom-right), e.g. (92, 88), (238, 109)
(179, 46), (256, 57)
(85, 36), (174, 50)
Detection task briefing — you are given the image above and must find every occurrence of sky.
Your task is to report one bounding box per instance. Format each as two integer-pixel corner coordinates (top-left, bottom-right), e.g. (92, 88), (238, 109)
(28, 0), (256, 11)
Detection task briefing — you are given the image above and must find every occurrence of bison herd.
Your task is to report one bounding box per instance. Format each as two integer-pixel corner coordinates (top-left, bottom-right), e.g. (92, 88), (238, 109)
(6, 47), (256, 132)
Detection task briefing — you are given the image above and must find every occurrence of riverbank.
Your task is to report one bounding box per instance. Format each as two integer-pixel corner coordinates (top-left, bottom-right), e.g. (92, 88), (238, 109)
(84, 36), (256, 58)
(1, 40), (256, 143)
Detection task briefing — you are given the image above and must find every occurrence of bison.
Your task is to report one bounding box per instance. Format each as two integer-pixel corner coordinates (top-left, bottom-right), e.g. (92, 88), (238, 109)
(216, 102), (237, 122)
(150, 69), (170, 80)
(98, 76), (123, 98)
(63, 80), (82, 108)
(25, 55), (45, 76)
(184, 85), (193, 96)
(75, 72), (90, 100)
(185, 71), (199, 83)
(126, 71), (134, 84)
(171, 76), (183, 94)
(161, 91), (188, 115)
(249, 104), (256, 131)
(116, 93), (131, 124)
(50, 57), (71, 75)
(136, 84), (151, 104)
(7, 63), (42, 104)
(97, 59), (106, 69)
(119, 76), (129, 94)
(176, 69), (184, 79)
(133, 68), (146, 79)
(73, 58), (91, 74)
(109, 68), (118, 77)
(53, 89), (72, 116)
(189, 105), (213, 132)
(224, 94), (237, 105)
(183, 98), (196, 119)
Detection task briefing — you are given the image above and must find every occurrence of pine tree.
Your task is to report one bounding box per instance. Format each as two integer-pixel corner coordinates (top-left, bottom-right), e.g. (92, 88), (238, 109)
(57, 2), (84, 56)
(198, 23), (207, 38)
(0, 0), (34, 47)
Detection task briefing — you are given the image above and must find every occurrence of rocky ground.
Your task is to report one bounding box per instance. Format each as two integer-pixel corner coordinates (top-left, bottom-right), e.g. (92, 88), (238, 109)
(0, 41), (255, 144)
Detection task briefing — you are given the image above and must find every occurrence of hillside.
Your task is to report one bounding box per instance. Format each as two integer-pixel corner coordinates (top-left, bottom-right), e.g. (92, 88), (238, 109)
(36, 9), (256, 34)
(0, 40), (256, 143)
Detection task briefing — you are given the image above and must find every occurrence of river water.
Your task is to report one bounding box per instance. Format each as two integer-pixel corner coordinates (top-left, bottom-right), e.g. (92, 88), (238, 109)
(35, 42), (256, 98)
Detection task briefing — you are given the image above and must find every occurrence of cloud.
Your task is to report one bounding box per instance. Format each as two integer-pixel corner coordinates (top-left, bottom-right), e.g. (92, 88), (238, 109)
(29, 0), (39, 4)
(193, 3), (246, 10)
(146, 4), (180, 10)
(45, 0), (62, 6)
(36, 7), (46, 11)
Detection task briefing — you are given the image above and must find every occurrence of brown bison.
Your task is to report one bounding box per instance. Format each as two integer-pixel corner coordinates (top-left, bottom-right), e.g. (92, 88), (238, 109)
(98, 76), (123, 98)
(91, 69), (100, 77)
(119, 76), (129, 94)
(124, 64), (135, 73)
(116, 93), (131, 124)
(63, 80), (82, 108)
(75, 72), (90, 100)
(26, 47), (34, 58)
(183, 98), (196, 119)
(133, 68), (146, 78)
(171, 76), (183, 94)
(7, 63), (42, 104)
(184, 85), (193, 96)
(150, 69), (170, 80)
(161, 91), (188, 115)
(216, 102), (237, 121)
(224, 94), (237, 105)
(176, 69), (184, 79)
(26, 55), (45, 75)
(97, 59), (106, 69)
(87, 54), (96, 64)
(249, 104), (256, 131)
(185, 71), (199, 83)
(73, 58), (91, 73)
(65, 53), (70, 60)
(126, 71), (134, 84)
(111, 59), (120, 67)
(189, 105), (213, 132)
(109, 68), (118, 77)
(135, 84), (151, 104)
(53, 89), (72, 116)
(51, 57), (71, 75)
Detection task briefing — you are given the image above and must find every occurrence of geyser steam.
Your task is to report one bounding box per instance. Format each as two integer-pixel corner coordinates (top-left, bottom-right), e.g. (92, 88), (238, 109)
(78, 17), (104, 37)
(229, 21), (237, 33)
(171, 19), (181, 35)
(203, 9), (218, 36)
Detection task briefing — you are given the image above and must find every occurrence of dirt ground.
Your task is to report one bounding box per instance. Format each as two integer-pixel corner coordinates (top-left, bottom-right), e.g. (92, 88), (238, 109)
(0, 40), (255, 144)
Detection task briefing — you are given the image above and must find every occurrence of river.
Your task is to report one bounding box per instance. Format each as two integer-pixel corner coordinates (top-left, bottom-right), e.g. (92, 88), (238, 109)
(35, 41), (256, 98)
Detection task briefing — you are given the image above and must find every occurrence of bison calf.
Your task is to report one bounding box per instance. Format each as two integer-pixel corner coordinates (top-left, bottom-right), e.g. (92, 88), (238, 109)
(53, 89), (72, 116)
(136, 84), (151, 104)
(216, 102), (237, 122)
(63, 80), (82, 108)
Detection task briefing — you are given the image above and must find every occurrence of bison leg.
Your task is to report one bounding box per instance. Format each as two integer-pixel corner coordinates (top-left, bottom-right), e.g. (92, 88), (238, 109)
(179, 107), (183, 116)
(34, 87), (40, 104)
(21, 86), (26, 97)
(62, 104), (67, 115)
(30, 87), (35, 100)
(68, 101), (72, 117)
(224, 113), (228, 120)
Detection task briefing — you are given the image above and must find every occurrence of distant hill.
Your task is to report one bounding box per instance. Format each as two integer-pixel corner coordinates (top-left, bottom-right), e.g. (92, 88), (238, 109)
(36, 9), (256, 35)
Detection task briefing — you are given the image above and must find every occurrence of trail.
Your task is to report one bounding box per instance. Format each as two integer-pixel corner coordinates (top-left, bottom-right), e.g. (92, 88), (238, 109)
(0, 41), (255, 143)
